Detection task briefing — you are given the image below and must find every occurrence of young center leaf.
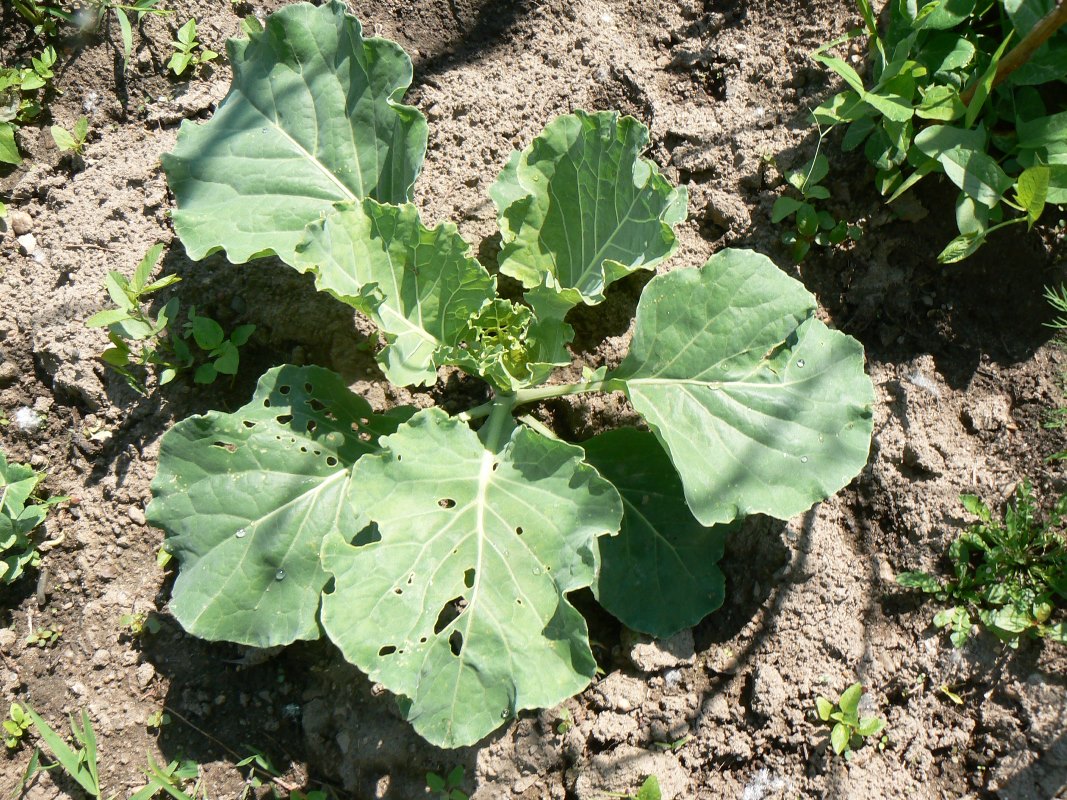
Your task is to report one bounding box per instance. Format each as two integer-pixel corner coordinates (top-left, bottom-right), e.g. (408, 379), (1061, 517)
(490, 111), (687, 321)
(582, 428), (731, 638)
(319, 409), (622, 748)
(161, 0), (427, 266)
(294, 199), (497, 387)
(611, 249), (875, 527)
(146, 366), (410, 647)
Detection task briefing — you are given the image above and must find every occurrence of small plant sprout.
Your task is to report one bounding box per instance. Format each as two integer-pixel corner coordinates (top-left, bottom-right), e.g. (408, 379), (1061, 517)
(602, 775), (662, 800)
(0, 45), (58, 165)
(131, 755), (199, 800)
(21, 706), (108, 799)
(4, 703), (31, 749)
(119, 611), (160, 637)
(167, 18), (218, 76)
(85, 243), (255, 393)
(150, 1), (875, 749)
(26, 625), (62, 647)
(898, 483), (1067, 648)
(1, 450), (67, 585)
(50, 116), (89, 155)
(427, 765), (468, 800)
(815, 683), (886, 758)
(87, 0), (172, 70)
(770, 151), (861, 261)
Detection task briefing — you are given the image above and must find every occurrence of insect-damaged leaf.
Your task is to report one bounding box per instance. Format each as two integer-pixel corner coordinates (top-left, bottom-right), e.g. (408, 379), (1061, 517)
(611, 249), (875, 526)
(320, 409), (622, 747)
(582, 428), (730, 638)
(162, 1), (427, 266)
(146, 365), (410, 647)
(295, 199), (497, 387)
(491, 110), (687, 321)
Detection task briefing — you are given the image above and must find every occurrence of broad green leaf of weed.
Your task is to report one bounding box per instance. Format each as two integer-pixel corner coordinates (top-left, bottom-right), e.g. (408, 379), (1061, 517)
(635, 775), (662, 800)
(0, 123), (23, 164)
(162, 1), (427, 266)
(611, 249), (874, 526)
(1016, 165), (1049, 226)
(320, 409), (622, 747)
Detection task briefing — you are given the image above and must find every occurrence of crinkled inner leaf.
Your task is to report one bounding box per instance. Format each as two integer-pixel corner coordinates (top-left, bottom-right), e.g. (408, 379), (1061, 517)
(320, 409), (622, 748)
(162, 1), (427, 266)
(611, 249), (875, 527)
(294, 199), (496, 387)
(582, 428), (731, 638)
(146, 365), (409, 647)
(491, 110), (687, 320)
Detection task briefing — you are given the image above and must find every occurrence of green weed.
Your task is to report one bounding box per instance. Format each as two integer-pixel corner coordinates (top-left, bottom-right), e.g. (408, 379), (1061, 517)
(815, 682), (887, 758)
(167, 19), (218, 76)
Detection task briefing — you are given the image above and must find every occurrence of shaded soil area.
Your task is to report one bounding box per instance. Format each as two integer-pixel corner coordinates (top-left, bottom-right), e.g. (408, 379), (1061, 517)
(1, 0), (1066, 798)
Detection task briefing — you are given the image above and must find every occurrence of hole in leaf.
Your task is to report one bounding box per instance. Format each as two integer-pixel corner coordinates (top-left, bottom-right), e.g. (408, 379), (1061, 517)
(304, 383), (313, 393)
(463, 568), (475, 589)
(212, 441), (237, 453)
(242, 420), (255, 429)
(358, 432), (371, 442)
(394, 587), (403, 595)
(309, 398), (326, 412)
(276, 414), (293, 425)
(407, 574), (415, 584)
(263, 398), (272, 408)
(378, 645), (396, 656)
(434, 598), (463, 634)
(360, 417), (370, 425)
(515, 526), (524, 535)
(449, 630), (463, 656)
(278, 385), (291, 395)
(306, 420), (317, 433)
(299, 446), (308, 453)
(326, 456), (338, 467)
(352, 523), (382, 547)
(312, 449), (321, 456)
(516, 599), (523, 605)
(438, 498), (456, 509)
(419, 636), (427, 643)
(492, 462), (499, 471)
(396, 454), (402, 462)
(325, 411), (338, 421)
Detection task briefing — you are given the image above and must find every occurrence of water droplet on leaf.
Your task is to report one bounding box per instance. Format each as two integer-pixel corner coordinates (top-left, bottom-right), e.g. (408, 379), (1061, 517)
(235, 529), (247, 538)
(275, 569), (286, 581)
(532, 567), (542, 576)
(800, 456), (808, 463)
(796, 359), (806, 368)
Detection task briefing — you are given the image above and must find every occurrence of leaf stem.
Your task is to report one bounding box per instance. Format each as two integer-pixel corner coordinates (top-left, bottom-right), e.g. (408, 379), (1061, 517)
(513, 377), (626, 407)
(479, 394), (516, 452)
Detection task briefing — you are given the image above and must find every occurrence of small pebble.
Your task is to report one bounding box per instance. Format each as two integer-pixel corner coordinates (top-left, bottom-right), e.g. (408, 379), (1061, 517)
(9, 210), (32, 236)
(0, 361), (18, 388)
(128, 506), (146, 525)
(13, 406), (42, 433)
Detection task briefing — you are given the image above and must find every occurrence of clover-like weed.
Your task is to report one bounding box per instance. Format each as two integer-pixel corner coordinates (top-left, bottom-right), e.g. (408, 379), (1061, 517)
(815, 682), (886, 758)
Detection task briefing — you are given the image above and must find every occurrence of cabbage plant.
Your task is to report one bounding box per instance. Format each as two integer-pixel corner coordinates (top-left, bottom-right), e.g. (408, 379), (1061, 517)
(148, 1), (875, 748)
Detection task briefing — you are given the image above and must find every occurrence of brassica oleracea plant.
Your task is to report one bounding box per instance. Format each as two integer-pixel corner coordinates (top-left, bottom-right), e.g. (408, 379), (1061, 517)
(148, 1), (875, 748)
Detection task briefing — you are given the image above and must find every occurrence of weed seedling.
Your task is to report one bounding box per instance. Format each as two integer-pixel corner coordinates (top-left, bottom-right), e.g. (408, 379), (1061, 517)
(26, 625), (62, 647)
(119, 611), (161, 637)
(427, 766), (468, 800)
(770, 151), (861, 261)
(167, 19), (218, 76)
(21, 706), (109, 799)
(4, 703), (31, 749)
(50, 116), (89, 156)
(85, 243), (255, 393)
(1, 451), (66, 585)
(85, 0), (172, 69)
(131, 754), (200, 800)
(601, 775), (661, 800)
(815, 682), (886, 758)
(0, 46), (58, 165)
(898, 483), (1067, 648)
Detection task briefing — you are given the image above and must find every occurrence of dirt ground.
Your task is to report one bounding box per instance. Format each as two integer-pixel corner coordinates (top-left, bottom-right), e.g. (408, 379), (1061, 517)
(1, 0), (1066, 798)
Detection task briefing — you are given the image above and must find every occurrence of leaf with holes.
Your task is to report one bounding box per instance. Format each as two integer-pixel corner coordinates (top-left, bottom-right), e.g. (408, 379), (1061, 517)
(161, 0), (427, 266)
(146, 365), (412, 647)
(319, 408), (622, 747)
(582, 428), (730, 638)
(611, 249), (874, 526)
(491, 110), (687, 323)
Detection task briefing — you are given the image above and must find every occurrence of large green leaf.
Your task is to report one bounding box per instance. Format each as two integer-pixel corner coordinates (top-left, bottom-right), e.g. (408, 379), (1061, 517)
(161, 1), (427, 266)
(146, 365), (408, 647)
(490, 111), (687, 319)
(294, 199), (496, 387)
(611, 249), (874, 527)
(582, 428), (730, 638)
(320, 409), (622, 747)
